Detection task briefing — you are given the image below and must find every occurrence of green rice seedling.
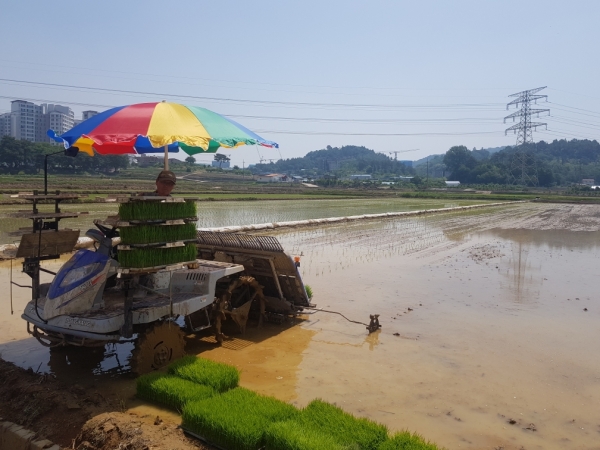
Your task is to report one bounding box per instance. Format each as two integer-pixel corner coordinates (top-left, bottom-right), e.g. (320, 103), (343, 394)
(118, 243), (197, 268)
(136, 373), (215, 411)
(119, 223), (197, 245)
(182, 387), (299, 450)
(299, 399), (388, 450)
(264, 420), (348, 450)
(377, 431), (440, 450)
(119, 200), (197, 221)
(304, 284), (313, 300)
(168, 355), (239, 393)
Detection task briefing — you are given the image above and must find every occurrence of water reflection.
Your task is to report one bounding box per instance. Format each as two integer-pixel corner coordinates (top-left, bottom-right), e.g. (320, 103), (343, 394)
(486, 228), (600, 251)
(504, 233), (540, 304)
(364, 329), (380, 351)
(0, 337), (133, 378)
(483, 229), (600, 304)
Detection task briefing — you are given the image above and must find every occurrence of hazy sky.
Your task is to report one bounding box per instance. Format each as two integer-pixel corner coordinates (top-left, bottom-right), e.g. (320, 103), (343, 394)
(1, 1), (598, 166)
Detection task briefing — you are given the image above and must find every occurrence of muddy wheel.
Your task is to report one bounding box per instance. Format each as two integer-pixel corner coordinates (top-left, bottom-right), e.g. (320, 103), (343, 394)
(223, 276), (266, 334)
(130, 321), (186, 375)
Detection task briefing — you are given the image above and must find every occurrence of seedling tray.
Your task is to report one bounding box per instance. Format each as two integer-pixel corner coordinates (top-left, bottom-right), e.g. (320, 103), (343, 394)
(118, 239), (198, 250)
(116, 218), (198, 227)
(118, 260), (198, 274)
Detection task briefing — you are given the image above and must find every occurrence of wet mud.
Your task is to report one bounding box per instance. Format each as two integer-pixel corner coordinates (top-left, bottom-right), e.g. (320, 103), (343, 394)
(274, 203), (600, 450)
(0, 203), (599, 449)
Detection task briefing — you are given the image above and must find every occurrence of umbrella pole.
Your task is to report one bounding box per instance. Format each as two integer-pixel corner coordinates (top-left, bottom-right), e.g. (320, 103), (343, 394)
(164, 145), (169, 171)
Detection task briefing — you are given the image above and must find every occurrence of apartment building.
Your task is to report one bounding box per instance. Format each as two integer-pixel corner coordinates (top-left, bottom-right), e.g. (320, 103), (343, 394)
(74, 110), (98, 127)
(42, 104), (75, 143)
(0, 113), (11, 138)
(0, 100), (83, 143)
(10, 100), (44, 142)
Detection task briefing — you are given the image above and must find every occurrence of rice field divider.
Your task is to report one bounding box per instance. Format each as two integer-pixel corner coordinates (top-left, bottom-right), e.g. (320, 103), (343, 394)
(117, 239), (198, 251)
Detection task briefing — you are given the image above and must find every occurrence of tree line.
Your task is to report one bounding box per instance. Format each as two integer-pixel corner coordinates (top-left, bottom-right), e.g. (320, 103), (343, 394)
(253, 145), (414, 177)
(443, 139), (600, 186)
(0, 136), (129, 175)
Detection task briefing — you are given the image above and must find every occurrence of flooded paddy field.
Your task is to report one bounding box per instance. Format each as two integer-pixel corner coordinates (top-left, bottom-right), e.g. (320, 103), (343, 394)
(0, 197), (490, 245)
(273, 203), (600, 450)
(0, 202), (598, 449)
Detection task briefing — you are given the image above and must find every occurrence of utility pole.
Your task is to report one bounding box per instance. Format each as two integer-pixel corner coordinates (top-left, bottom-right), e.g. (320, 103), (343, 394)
(242, 160), (245, 179)
(426, 156), (429, 185)
(504, 86), (550, 186)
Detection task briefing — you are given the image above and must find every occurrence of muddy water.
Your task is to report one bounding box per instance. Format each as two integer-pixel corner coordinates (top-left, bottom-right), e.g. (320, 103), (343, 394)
(0, 203), (599, 449)
(273, 204), (600, 450)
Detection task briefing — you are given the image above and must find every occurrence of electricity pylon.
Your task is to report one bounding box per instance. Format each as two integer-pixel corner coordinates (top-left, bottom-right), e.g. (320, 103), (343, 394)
(388, 149), (419, 160)
(504, 87), (550, 186)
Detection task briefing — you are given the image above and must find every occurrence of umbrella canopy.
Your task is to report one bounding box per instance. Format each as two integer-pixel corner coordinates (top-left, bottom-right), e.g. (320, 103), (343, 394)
(47, 102), (278, 159)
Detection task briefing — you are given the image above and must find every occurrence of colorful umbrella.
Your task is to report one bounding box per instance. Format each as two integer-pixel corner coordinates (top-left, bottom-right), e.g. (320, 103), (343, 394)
(47, 102), (278, 168)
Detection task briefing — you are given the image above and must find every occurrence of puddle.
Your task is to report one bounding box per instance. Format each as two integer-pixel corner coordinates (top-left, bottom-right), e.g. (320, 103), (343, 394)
(1, 203), (599, 449)
(185, 322), (316, 402)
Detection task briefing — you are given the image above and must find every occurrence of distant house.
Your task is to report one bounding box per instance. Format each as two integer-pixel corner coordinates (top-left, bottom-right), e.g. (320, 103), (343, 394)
(445, 181), (461, 187)
(212, 160), (231, 169)
(255, 173), (288, 182)
(350, 174), (372, 180)
(137, 155), (162, 167)
(581, 178), (595, 186)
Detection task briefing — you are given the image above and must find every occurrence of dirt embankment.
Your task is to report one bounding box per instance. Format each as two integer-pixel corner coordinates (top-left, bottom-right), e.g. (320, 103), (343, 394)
(0, 358), (210, 450)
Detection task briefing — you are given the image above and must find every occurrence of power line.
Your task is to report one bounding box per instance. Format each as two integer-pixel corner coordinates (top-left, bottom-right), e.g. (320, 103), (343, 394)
(546, 104), (600, 119)
(253, 130), (503, 136)
(548, 102), (600, 116)
(0, 78), (507, 110)
(0, 94), (502, 124)
(0, 58), (520, 93)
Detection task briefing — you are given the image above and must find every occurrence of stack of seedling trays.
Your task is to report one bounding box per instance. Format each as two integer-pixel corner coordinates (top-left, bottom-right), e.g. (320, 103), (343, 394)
(116, 197), (199, 273)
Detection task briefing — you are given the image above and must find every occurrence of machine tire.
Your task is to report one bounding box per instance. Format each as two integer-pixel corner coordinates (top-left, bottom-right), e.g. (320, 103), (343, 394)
(130, 321), (186, 375)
